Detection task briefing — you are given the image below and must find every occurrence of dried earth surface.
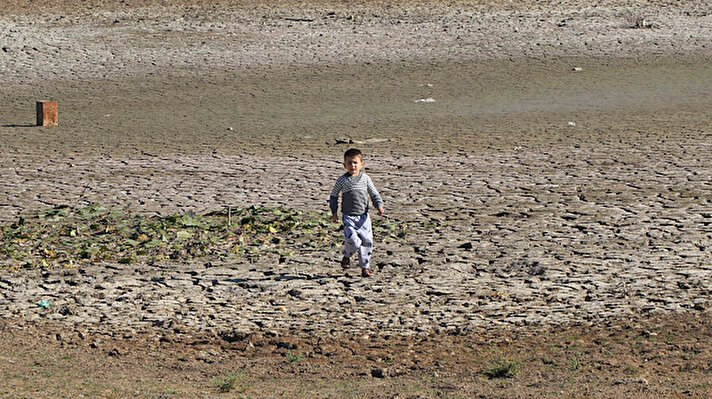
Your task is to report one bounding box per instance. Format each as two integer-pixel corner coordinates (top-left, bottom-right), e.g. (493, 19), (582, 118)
(1, 0), (712, 397)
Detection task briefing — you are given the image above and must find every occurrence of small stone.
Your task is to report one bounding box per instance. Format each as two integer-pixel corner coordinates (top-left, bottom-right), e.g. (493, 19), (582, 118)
(219, 330), (251, 343)
(274, 341), (296, 350)
(613, 377), (649, 386)
(58, 305), (75, 316)
(196, 351), (216, 363)
(371, 368), (388, 378)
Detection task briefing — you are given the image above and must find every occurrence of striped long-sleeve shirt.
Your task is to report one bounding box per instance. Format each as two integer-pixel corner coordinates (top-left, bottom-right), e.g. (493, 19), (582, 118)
(330, 172), (384, 216)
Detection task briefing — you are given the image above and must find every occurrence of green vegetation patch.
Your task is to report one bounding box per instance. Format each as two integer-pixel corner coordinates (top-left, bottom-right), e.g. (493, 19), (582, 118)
(482, 354), (520, 379)
(213, 372), (241, 393)
(0, 204), (408, 269)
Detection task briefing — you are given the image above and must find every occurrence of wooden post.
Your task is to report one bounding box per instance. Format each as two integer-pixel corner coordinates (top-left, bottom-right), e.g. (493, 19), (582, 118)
(36, 101), (58, 126)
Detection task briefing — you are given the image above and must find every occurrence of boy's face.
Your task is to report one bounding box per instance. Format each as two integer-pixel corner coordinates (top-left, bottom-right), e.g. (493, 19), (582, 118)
(343, 155), (364, 176)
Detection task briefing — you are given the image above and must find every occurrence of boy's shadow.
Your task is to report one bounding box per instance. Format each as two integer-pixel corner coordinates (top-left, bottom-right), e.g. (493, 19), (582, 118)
(225, 273), (333, 284)
(2, 123), (36, 128)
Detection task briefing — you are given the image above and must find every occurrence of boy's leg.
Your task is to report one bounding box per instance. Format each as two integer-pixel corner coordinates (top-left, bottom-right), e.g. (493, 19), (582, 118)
(356, 215), (374, 270)
(342, 214), (362, 258)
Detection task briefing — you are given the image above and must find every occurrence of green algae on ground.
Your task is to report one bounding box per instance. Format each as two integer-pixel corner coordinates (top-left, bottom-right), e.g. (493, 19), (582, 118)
(0, 204), (407, 269)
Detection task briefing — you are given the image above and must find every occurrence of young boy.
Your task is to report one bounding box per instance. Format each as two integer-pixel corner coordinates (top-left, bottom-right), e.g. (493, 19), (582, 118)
(330, 148), (385, 277)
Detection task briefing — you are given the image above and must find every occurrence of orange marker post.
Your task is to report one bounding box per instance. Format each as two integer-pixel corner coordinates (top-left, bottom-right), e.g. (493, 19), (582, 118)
(36, 101), (58, 126)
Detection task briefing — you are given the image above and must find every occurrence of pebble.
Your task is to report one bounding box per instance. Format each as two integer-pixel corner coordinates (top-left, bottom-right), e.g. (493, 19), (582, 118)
(613, 378), (649, 386)
(371, 368), (388, 378)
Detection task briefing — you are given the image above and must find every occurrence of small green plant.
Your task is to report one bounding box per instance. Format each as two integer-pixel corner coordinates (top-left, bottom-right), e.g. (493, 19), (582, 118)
(623, 364), (640, 376)
(158, 387), (181, 396)
(568, 352), (584, 371)
(541, 355), (557, 372)
(286, 349), (303, 363)
(213, 373), (239, 393)
(482, 355), (519, 379)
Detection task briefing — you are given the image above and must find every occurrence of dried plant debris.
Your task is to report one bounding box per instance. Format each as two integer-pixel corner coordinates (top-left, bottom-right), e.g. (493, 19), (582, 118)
(0, 204), (407, 269)
(628, 15), (655, 29)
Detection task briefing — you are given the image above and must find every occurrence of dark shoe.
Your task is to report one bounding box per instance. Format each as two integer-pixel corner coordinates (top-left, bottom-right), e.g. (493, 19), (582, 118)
(361, 268), (373, 277)
(341, 256), (351, 269)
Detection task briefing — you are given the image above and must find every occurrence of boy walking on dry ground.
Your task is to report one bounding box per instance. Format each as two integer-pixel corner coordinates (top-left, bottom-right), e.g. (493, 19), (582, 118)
(330, 149), (385, 277)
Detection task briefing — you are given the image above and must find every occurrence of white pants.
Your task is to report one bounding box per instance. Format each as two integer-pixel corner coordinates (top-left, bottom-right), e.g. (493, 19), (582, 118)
(342, 213), (373, 269)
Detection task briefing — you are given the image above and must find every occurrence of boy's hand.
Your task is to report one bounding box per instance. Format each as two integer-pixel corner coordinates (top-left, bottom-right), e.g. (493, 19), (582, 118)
(331, 214), (339, 223)
(377, 207), (385, 216)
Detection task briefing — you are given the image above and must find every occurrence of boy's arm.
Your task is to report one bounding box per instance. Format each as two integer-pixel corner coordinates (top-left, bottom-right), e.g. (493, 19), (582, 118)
(366, 176), (385, 216)
(329, 177), (343, 222)
(329, 195), (339, 222)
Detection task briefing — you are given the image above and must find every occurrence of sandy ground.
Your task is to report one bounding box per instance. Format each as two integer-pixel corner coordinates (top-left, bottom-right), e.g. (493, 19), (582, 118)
(1, 0), (712, 397)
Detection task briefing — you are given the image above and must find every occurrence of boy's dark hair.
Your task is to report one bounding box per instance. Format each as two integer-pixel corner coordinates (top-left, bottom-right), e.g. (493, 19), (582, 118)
(344, 148), (363, 160)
